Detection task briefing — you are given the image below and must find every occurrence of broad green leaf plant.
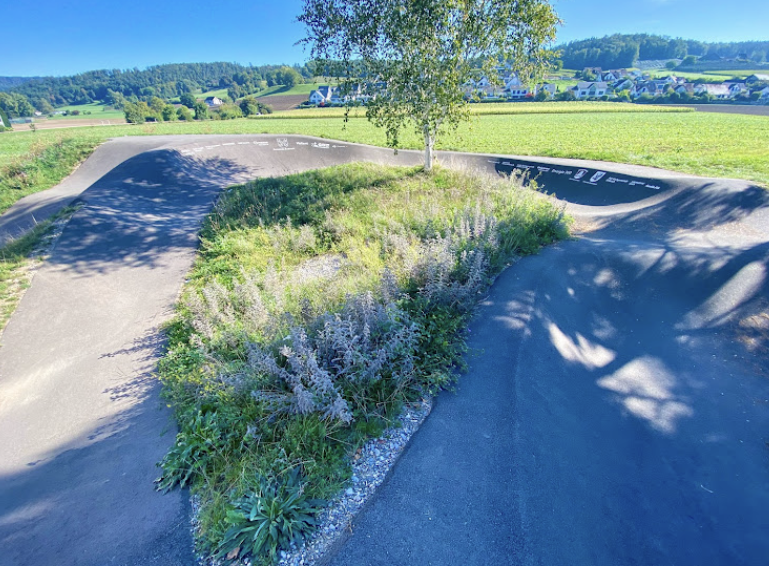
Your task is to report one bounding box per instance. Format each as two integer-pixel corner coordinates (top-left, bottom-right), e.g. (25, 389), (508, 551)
(300, 0), (560, 170)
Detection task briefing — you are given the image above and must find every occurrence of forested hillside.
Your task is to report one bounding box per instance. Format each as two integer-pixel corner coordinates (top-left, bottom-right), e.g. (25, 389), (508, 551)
(1, 61), (315, 114)
(0, 77), (41, 91)
(558, 34), (769, 69)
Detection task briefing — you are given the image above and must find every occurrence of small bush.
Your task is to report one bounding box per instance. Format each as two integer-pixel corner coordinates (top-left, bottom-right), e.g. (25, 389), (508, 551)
(216, 469), (324, 563)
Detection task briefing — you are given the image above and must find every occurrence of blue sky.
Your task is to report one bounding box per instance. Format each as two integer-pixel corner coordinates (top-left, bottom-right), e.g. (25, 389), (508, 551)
(1, 0), (767, 77)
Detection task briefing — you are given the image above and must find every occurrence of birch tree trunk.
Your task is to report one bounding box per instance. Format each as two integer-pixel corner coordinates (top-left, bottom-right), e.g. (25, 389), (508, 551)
(423, 125), (436, 172)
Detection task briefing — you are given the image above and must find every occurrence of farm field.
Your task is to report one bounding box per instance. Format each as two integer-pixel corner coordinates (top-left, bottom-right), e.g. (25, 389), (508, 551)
(1, 105), (768, 204)
(705, 69), (769, 78)
(264, 101), (695, 119)
(47, 102), (125, 120)
(256, 83), (324, 97)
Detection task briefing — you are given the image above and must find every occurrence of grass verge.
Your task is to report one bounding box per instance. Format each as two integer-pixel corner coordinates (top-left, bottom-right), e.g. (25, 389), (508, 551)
(0, 136), (99, 215)
(156, 163), (569, 563)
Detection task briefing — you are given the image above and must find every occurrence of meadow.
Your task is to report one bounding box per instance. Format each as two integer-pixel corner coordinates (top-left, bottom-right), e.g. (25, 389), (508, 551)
(2, 104), (767, 201)
(46, 102), (125, 120)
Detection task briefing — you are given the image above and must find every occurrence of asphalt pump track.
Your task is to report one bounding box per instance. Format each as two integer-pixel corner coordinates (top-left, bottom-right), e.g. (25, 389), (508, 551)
(0, 135), (767, 566)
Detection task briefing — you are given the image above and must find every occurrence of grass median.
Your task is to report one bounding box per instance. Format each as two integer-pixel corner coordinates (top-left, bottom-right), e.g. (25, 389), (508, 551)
(156, 163), (569, 563)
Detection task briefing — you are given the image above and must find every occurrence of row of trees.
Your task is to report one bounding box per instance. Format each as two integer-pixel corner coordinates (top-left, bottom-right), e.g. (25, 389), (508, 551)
(559, 34), (769, 70)
(123, 96), (272, 124)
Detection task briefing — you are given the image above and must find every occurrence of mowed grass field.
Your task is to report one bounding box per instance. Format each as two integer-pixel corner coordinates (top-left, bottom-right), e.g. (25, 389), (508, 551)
(2, 104), (768, 194)
(47, 102), (125, 120)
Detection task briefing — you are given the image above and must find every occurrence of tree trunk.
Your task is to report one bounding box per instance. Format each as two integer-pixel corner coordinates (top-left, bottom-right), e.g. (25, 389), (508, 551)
(423, 125), (435, 172)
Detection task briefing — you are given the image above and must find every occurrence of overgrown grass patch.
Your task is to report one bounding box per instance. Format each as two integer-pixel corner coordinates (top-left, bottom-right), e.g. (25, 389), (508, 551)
(157, 163), (569, 563)
(0, 136), (98, 215)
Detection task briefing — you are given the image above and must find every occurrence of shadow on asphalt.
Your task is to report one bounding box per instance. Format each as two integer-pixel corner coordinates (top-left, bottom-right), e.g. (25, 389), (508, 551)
(0, 331), (194, 566)
(43, 151), (254, 276)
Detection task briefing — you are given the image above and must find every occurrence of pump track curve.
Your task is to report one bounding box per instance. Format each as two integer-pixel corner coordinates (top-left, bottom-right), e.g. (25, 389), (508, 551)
(0, 135), (767, 566)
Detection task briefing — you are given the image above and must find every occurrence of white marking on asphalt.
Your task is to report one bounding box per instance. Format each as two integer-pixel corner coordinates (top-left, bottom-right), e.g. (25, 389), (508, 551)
(222, 143), (235, 146)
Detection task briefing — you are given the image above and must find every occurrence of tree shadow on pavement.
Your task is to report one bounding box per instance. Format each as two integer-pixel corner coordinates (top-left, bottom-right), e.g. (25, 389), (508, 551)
(43, 151), (256, 277)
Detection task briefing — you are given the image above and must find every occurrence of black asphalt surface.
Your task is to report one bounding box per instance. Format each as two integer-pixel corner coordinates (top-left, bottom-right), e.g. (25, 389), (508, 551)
(1, 135), (767, 566)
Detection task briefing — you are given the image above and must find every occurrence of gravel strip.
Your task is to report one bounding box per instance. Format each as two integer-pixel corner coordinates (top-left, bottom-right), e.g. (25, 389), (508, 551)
(192, 398), (433, 566)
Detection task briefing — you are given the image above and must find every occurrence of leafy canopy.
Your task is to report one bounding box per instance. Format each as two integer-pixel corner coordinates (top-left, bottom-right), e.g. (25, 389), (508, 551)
(300, 0), (560, 169)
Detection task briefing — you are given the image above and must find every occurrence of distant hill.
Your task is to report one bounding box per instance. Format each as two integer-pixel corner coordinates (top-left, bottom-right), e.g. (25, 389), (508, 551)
(5, 62), (315, 108)
(557, 34), (769, 70)
(0, 76), (42, 91)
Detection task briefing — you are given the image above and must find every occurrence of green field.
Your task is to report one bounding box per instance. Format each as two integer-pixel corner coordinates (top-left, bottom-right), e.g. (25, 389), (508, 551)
(651, 70), (722, 82)
(47, 102), (125, 120)
(264, 101), (694, 119)
(652, 69), (769, 81)
(701, 69), (769, 78)
(256, 83), (325, 97)
(197, 88), (229, 100)
(2, 105), (768, 204)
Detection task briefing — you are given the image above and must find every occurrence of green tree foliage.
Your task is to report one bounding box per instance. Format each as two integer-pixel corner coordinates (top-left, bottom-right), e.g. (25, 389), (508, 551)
(238, 97), (272, 116)
(217, 104), (244, 120)
(193, 101), (208, 120)
(681, 55), (698, 66)
(557, 34), (769, 70)
(277, 66), (303, 88)
(4, 62), (315, 109)
(33, 98), (54, 114)
(0, 107), (10, 130)
(179, 92), (196, 108)
(300, 0), (559, 171)
(149, 96), (166, 114)
(123, 101), (147, 124)
(0, 92), (35, 118)
(162, 104), (179, 121)
(176, 105), (193, 121)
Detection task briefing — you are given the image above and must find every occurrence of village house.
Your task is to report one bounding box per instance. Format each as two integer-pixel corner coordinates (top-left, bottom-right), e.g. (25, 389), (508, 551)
(746, 74), (769, 84)
(613, 78), (634, 92)
(204, 96), (224, 108)
(535, 83), (557, 97)
(598, 69), (628, 82)
(724, 82), (748, 96)
(675, 84), (696, 96)
(694, 84), (731, 99)
(309, 85), (337, 105)
(572, 81), (609, 99)
(631, 81), (664, 98)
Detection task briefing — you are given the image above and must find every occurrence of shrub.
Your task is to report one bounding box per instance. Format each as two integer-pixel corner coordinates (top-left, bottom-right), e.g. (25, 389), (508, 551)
(176, 105), (193, 121)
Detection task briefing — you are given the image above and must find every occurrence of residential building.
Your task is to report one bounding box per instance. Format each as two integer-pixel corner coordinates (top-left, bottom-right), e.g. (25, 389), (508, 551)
(572, 81), (609, 99)
(694, 84), (731, 99)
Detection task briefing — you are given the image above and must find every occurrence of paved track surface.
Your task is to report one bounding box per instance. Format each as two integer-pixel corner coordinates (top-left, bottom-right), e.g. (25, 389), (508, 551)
(0, 135), (767, 566)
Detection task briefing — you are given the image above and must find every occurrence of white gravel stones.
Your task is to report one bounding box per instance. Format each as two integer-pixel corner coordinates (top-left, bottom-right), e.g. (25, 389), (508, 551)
(193, 398), (432, 566)
(275, 399), (432, 566)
